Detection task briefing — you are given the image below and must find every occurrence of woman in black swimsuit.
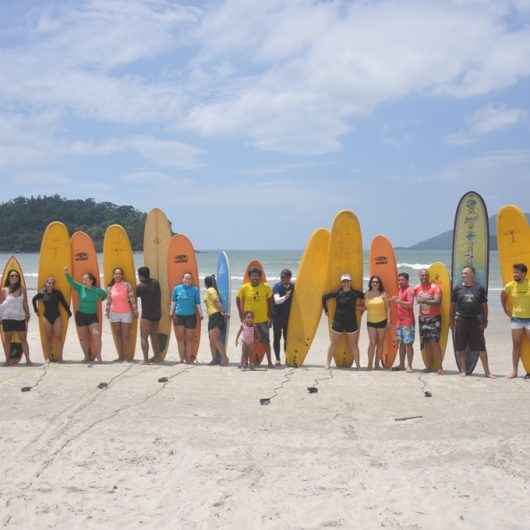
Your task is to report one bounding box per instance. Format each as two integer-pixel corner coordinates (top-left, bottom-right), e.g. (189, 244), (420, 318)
(322, 273), (365, 369)
(32, 277), (71, 362)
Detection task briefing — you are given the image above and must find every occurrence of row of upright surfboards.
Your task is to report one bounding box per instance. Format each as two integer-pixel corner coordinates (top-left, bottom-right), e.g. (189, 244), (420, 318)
(2, 196), (529, 372)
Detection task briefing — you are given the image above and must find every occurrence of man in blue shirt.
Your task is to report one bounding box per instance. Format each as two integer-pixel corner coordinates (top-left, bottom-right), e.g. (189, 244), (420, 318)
(272, 269), (294, 366)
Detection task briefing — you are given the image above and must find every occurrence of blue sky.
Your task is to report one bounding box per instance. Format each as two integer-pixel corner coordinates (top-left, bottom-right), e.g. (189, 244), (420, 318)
(1, 0), (529, 249)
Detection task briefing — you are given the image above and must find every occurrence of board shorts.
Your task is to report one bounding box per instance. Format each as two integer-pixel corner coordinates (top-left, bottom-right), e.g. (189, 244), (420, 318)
(75, 311), (98, 327)
(208, 312), (226, 332)
(454, 318), (485, 352)
(2, 319), (26, 333)
(332, 319), (358, 334)
(254, 323), (270, 344)
(367, 319), (387, 329)
(110, 311), (133, 324)
(419, 315), (441, 343)
(174, 314), (197, 329)
(396, 325), (415, 345)
(511, 317), (530, 331)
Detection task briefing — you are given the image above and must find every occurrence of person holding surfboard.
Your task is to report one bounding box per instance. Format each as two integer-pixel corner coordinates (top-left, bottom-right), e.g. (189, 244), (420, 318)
(450, 266), (491, 377)
(501, 263), (530, 379)
(322, 274), (365, 369)
(236, 268), (274, 368)
(365, 275), (390, 370)
(106, 267), (138, 362)
(392, 272), (416, 372)
(204, 275), (229, 366)
(0, 270), (31, 365)
(65, 267), (107, 363)
(136, 266), (162, 363)
(272, 269), (294, 367)
(415, 269), (444, 375)
(32, 277), (72, 362)
(171, 272), (203, 364)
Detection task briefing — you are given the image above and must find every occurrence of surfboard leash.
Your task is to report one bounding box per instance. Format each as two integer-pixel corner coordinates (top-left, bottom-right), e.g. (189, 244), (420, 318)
(417, 373), (433, 398)
(259, 367), (296, 405)
(20, 362), (49, 393)
(307, 367), (334, 394)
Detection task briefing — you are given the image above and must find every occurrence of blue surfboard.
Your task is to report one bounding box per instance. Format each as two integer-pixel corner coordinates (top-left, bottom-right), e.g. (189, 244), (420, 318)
(217, 251), (231, 353)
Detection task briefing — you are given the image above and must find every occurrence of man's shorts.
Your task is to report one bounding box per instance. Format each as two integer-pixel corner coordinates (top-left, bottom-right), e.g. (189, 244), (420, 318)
(511, 317), (530, 331)
(454, 318), (485, 351)
(254, 322), (270, 344)
(419, 316), (441, 343)
(396, 325), (415, 345)
(109, 311), (133, 324)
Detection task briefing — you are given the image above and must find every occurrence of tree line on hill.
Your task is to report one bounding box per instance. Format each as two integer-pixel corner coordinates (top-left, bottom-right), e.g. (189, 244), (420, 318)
(0, 195), (146, 251)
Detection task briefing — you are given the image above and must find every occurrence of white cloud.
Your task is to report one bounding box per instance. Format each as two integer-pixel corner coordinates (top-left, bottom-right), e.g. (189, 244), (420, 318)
(447, 104), (527, 144)
(70, 137), (203, 169)
(1, 0), (530, 160)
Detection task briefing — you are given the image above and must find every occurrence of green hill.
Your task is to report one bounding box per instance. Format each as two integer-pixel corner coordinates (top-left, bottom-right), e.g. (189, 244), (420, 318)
(409, 213), (530, 250)
(0, 195), (147, 252)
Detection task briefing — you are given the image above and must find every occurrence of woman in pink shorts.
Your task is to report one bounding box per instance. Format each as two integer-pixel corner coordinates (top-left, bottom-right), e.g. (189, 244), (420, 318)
(106, 267), (138, 361)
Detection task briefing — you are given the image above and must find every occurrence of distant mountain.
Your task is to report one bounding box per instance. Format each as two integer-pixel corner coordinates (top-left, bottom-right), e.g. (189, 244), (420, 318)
(409, 213), (530, 250)
(0, 195), (147, 252)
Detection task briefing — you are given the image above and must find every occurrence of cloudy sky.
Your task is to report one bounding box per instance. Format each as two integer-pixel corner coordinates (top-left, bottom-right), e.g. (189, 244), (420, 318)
(1, 0), (529, 248)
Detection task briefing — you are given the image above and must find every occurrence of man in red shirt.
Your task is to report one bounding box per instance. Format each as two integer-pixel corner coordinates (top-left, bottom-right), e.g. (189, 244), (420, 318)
(391, 272), (415, 372)
(415, 269), (444, 374)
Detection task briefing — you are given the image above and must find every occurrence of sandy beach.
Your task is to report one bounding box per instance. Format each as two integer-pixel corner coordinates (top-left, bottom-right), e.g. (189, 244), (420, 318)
(1, 297), (529, 530)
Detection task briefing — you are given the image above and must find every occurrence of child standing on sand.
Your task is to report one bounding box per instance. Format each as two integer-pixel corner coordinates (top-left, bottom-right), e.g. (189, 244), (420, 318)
(236, 311), (255, 370)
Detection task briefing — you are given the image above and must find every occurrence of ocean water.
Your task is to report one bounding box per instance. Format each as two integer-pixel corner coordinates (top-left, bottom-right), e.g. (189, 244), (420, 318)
(0, 249), (504, 293)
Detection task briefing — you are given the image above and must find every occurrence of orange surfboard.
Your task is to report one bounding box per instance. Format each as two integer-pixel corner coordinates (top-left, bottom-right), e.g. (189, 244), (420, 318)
(167, 234), (201, 361)
(242, 260), (269, 365)
(71, 232), (103, 349)
(369, 235), (398, 368)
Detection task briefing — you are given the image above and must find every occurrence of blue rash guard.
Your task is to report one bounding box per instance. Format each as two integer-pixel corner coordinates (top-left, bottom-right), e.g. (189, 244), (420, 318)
(172, 284), (201, 316)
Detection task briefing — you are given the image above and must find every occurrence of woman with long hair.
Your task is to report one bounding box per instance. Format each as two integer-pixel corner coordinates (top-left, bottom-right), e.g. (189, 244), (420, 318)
(365, 275), (390, 369)
(32, 276), (71, 362)
(106, 267), (138, 362)
(204, 275), (229, 366)
(65, 267), (107, 362)
(0, 269), (31, 365)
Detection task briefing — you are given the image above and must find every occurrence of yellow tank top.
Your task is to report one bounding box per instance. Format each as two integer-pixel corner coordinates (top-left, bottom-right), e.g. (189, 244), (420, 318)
(366, 295), (386, 323)
(205, 287), (221, 316)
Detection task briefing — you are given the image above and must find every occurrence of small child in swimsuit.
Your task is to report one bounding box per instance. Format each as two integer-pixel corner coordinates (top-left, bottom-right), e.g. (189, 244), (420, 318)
(235, 311), (255, 370)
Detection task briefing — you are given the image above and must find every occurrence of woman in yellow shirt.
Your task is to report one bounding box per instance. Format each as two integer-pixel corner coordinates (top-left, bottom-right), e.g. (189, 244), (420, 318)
(204, 275), (229, 366)
(365, 275), (390, 369)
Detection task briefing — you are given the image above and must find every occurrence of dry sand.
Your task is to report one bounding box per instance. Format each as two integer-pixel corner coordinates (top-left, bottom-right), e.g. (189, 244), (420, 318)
(1, 298), (530, 529)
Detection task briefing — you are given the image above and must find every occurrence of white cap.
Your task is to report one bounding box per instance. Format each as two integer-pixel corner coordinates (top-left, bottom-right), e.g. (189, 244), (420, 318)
(340, 274), (352, 282)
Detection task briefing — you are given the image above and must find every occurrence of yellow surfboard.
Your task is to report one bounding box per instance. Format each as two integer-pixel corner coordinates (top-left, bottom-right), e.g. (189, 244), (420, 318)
(421, 262), (450, 370)
(325, 211), (363, 368)
(143, 208), (172, 359)
(38, 222), (72, 361)
(497, 205), (530, 373)
(286, 228), (330, 367)
(1, 256), (26, 364)
(103, 224), (138, 361)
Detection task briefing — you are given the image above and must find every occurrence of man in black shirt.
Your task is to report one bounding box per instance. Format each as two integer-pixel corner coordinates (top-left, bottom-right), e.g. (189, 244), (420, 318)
(137, 267), (162, 362)
(450, 266), (491, 377)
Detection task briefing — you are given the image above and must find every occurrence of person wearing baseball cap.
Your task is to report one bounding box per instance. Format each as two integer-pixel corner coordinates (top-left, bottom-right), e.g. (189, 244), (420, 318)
(322, 273), (365, 369)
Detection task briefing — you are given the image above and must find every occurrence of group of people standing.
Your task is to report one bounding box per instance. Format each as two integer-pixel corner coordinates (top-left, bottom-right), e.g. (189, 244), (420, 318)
(1, 261), (530, 379)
